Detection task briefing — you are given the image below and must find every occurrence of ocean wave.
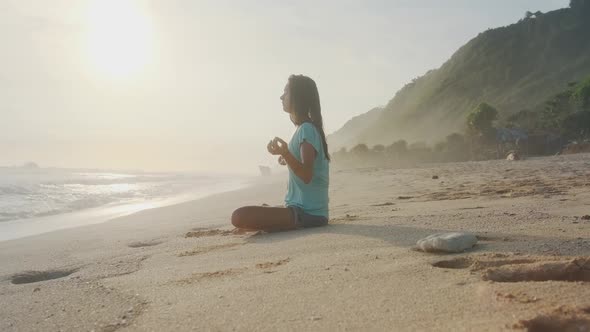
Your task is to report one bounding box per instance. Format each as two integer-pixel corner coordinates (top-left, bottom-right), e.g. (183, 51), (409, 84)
(0, 169), (238, 222)
(0, 185), (33, 195)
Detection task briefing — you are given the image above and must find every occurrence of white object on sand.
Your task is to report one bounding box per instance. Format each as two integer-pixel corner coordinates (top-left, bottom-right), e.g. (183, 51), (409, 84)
(416, 232), (478, 253)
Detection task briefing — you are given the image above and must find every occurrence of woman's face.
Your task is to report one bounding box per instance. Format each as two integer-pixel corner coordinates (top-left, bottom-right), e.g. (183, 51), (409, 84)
(280, 82), (291, 113)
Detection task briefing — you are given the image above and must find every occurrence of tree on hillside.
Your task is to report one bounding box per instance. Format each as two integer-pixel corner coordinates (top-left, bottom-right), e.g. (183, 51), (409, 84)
(562, 111), (590, 139)
(372, 144), (385, 152)
(572, 76), (590, 109)
(570, 0), (590, 11)
(333, 147), (348, 161)
(351, 143), (369, 155)
(506, 109), (537, 131)
(434, 141), (446, 153)
(524, 11), (534, 19)
(532, 77), (590, 139)
(466, 103), (498, 138)
(445, 133), (469, 161)
(409, 142), (427, 150)
(386, 140), (408, 156)
(541, 90), (575, 131)
(570, 0), (590, 17)
(446, 133), (465, 146)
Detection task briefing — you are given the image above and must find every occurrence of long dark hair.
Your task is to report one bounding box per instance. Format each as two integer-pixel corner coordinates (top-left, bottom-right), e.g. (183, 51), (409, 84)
(288, 74), (330, 161)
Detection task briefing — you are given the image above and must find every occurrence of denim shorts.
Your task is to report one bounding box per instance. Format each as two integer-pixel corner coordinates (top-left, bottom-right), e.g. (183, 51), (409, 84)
(288, 206), (329, 228)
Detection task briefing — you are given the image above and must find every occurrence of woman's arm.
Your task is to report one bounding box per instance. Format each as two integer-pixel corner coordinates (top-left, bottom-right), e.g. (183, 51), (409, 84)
(283, 141), (316, 184)
(269, 137), (316, 184)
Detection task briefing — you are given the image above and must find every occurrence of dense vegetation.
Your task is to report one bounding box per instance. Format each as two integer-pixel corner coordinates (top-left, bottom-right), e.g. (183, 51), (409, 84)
(328, 1), (590, 151)
(333, 75), (590, 168)
(506, 76), (590, 138)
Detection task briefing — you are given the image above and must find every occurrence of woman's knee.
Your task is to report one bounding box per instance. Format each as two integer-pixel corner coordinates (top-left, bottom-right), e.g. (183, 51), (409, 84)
(231, 207), (249, 228)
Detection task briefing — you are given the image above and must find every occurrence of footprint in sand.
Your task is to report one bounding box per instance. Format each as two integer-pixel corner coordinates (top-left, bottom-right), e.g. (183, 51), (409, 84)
(175, 267), (247, 285)
(9, 268), (79, 285)
(177, 243), (243, 257)
(512, 306), (590, 331)
(371, 202), (395, 207)
(494, 291), (539, 304)
(174, 258), (290, 285)
(185, 229), (234, 238)
(185, 228), (261, 238)
(92, 255), (150, 280)
(482, 258), (590, 283)
(255, 258), (291, 274)
(432, 254), (590, 282)
(100, 301), (148, 332)
(128, 240), (162, 248)
(256, 258), (290, 269)
(330, 214), (359, 224)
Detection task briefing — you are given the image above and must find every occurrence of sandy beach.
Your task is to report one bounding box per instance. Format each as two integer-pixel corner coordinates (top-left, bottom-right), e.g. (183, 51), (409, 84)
(1, 154), (589, 331)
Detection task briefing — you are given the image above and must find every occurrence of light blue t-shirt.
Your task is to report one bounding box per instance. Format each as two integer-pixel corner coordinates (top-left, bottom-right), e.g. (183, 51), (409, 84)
(284, 122), (330, 218)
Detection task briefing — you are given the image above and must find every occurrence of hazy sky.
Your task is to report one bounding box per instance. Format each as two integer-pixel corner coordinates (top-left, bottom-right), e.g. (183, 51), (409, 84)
(0, 0), (568, 173)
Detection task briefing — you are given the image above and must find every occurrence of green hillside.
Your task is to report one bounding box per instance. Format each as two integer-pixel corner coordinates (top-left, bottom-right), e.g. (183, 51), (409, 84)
(334, 2), (590, 149)
(327, 107), (383, 151)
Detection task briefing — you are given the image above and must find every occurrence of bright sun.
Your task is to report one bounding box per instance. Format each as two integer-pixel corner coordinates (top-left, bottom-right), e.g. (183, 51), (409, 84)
(86, 0), (154, 79)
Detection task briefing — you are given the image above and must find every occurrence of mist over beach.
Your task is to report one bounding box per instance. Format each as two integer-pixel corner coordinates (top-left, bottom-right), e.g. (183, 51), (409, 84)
(1, 0), (590, 331)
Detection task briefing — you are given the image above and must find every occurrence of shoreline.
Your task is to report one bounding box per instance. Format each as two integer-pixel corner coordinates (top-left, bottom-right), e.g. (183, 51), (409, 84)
(0, 175), (263, 243)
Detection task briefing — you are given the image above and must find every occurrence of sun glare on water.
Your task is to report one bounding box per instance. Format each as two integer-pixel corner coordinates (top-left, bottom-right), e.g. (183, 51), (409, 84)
(86, 0), (154, 79)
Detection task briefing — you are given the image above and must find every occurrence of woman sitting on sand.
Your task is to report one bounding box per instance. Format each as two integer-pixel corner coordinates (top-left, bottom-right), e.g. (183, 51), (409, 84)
(231, 74), (330, 231)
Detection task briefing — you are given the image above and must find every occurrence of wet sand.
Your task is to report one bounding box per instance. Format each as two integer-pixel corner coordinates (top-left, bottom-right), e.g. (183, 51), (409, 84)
(1, 154), (589, 331)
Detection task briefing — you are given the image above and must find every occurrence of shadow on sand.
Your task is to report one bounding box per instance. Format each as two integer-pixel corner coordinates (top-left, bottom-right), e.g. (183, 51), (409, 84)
(245, 223), (590, 256)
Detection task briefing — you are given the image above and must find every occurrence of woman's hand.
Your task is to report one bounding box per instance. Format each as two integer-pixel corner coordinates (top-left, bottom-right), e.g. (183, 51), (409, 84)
(267, 140), (276, 155)
(269, 138), (315, 183)
(267, 137), (289, 156)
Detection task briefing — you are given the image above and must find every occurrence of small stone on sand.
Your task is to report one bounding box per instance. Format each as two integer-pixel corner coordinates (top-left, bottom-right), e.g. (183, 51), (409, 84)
(416, 232), (478, 253)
